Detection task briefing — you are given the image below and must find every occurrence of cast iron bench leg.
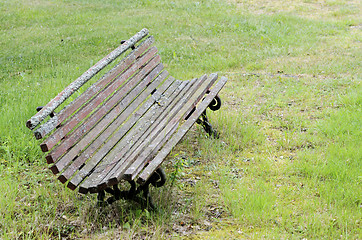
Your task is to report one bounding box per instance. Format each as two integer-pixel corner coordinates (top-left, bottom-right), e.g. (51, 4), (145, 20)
(96, 167), (166, 210)
(196, 95), (222, 138)
(196, 110), (219, 138)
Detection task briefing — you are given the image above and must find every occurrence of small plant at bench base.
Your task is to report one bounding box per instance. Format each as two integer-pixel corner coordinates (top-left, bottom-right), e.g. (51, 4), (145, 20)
(26, 29), (227, 210)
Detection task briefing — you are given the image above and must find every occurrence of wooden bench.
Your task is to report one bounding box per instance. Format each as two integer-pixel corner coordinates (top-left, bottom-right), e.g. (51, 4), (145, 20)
(26, 29), (227, 208)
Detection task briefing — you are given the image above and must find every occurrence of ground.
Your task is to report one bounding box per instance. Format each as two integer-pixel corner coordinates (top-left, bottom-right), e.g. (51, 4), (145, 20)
(0, 0), (361, 239)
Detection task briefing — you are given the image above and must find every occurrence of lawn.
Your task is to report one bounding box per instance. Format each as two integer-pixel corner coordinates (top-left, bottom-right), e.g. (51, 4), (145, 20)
(0, 0), (361, 239)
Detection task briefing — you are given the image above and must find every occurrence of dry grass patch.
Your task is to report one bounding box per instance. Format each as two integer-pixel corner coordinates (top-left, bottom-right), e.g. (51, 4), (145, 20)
(229, 0), (361, 21)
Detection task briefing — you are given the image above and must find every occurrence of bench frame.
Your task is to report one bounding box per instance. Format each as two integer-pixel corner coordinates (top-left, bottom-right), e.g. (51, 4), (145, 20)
(26, 29), (227, 209)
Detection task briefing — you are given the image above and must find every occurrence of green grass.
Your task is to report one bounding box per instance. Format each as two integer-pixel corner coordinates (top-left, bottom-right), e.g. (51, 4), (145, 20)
(0, 0), (361, 239)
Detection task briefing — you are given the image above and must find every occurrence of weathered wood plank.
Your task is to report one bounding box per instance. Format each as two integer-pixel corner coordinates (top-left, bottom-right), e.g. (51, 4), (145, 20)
(123, 74), (219, 181)
(41, 47), (159, 153)
(138, 76), (227, 184)
(33, 36), (155, 140)
(101, 80), (189, 172)
(58, 67), (168, 184)
(100, 79), (194, 188)
(76, 79), (185, 193)
(45, 54), (160, 166)
(76, 86), (181, 193)
(88, 122), (179, 193)
(48, 54), (161, 173)
(26, 28), (149, 130)
(103, 75), (212, 187)
(70, 77), (180, 192)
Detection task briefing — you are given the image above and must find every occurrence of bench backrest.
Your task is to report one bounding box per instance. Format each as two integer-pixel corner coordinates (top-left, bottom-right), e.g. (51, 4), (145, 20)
(26, 29), (161, 167)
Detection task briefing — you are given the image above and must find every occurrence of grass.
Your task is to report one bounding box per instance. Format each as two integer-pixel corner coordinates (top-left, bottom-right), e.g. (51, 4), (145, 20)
(0, 0), (361, 239)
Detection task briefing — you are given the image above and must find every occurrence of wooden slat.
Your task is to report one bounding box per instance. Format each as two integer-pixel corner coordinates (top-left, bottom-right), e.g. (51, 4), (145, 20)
(88, 124), (178, 193)
(123, 74), (219, 181)
(70, 77), (181, 192)
(26, 28), (149, 130)
(45, 53), (160, 166)
(41, 47), (159, 153)
(123, 123), (179, 181)
(48, 54), (162, 173)
(138, 76), (227, 184)
(99, 79), (195, 188)
(102, 75), (211, 188)
(75, 79), (185, 193)
(33, 36), (155, 140)
(58, 68), (169, 184)
(100, 80), (189, 176)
